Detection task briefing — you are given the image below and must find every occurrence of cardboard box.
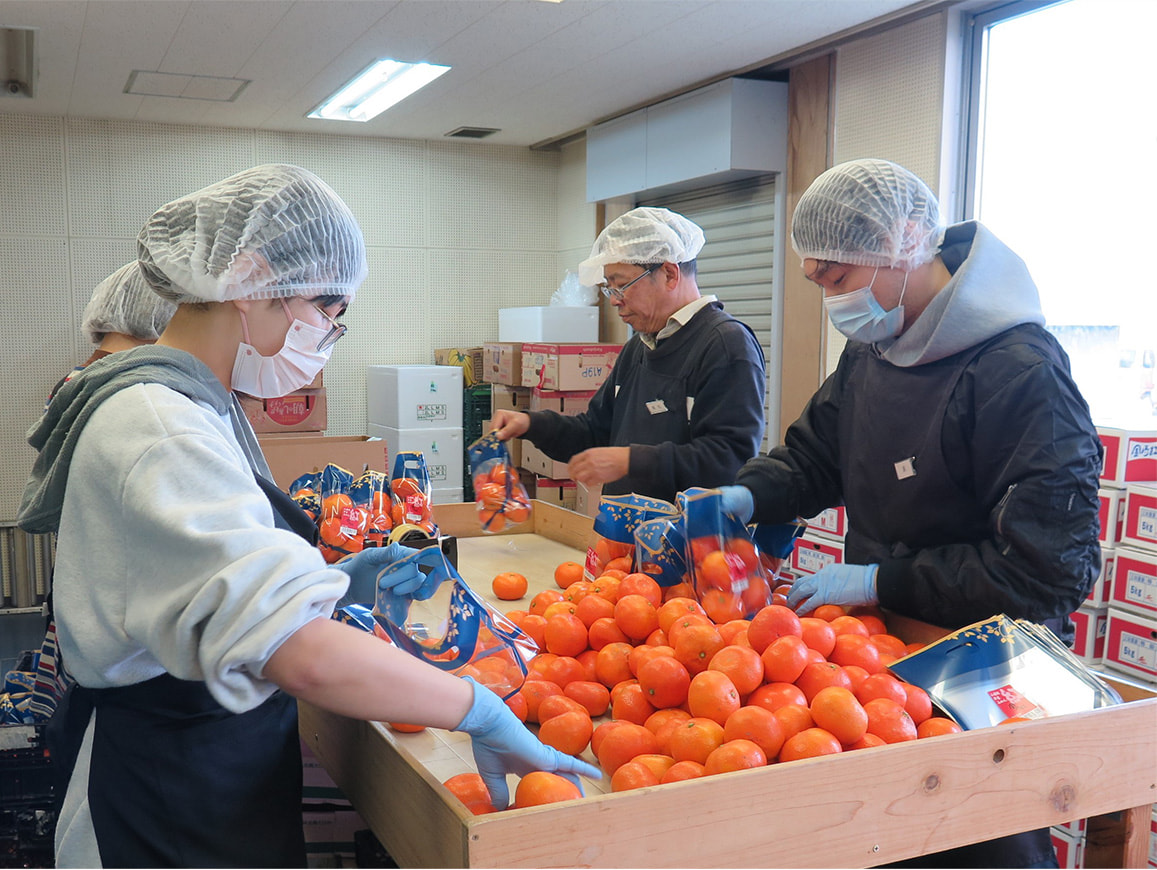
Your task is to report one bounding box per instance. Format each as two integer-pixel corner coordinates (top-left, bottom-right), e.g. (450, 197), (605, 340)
(1121, 484), (1157, 552)
(1097, 427), (1157, 485)
(520, 342), (621, 391)
(302, 808), (365, 853)
(1108, 545), (1157, 617)
(1104, 606), (1157, 682)
(366, 424), (463, 487)
(1098, 487), (1127, 546)
(575, 482), (602, 518)
(490, 384), (531, 414)
(239, 387), (326, 434)
(534, 477), (577, 511)
(258, 435), (388, 491)
(1087, 547), (1114, 607)
(1071, 604), (1108, 662)
(1050, 825), (1085, 869)
(481, 342), (523, 386)
(434, 347), (484, 387)
(790, 531), (845, 576)
(498, 306), (599, 343)
(528, 388), (597, 416)
(367, 365), (463, 428)
(804, 505), (847, 540)
(521, 441), (570, 479)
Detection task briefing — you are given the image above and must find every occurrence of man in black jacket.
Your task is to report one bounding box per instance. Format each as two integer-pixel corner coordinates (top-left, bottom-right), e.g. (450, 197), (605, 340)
(492, 207), (766, 504)
(721, 158), (1100, 868)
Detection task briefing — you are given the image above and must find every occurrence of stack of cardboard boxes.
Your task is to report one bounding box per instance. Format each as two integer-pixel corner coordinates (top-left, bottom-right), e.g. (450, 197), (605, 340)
(1093, 427), (1157, 686)
(366, 365), (465, 504)
(240, 370), (328, 435)
(480, 340), (621, 516)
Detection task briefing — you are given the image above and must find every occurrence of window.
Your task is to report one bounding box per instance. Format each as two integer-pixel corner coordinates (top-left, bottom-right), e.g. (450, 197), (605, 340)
(963, 0), (1157, 425)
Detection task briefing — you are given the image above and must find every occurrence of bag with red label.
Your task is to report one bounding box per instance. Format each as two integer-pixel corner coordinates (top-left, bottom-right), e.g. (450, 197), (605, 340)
(349, 469), (393, 547)
(315, 464), (366, 563)
(390, 451), (437, 538)
(467, 432), (531, 533)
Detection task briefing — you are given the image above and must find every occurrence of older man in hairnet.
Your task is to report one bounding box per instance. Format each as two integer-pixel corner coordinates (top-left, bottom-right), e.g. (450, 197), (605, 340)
(492, 207), (767, 504)
(721, 158), (1100, 867)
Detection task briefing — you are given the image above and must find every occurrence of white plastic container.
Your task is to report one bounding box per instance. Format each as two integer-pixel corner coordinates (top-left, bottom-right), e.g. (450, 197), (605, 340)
(367, 423), (463, 488)
(367, 365), (463, 428)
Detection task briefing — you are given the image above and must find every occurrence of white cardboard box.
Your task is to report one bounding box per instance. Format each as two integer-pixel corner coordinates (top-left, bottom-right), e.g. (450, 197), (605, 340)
(1097, 427), (1157, 485)
(1103, 606), (1157, 683)
(1108, 545), (1157, 617)
(1121, 483), (1157, 552)
(1098, 487), (1127, 546)
(804, 506), (847, 540)
(366, 424), (463, 487)
(1070, 604), (1107, 662)
(431, 487), (464, 505)
(367, 365), (463, 428)
(1087, 547), (1114, 607)
(790, 531), (845, 576)
(499, 306), (599, 343)
(1050, 825), (1084, 869)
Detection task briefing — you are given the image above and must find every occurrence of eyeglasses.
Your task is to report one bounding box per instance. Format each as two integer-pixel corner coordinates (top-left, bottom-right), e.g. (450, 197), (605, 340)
(597, 264), (660, 301)
(312, 302), (347, 352)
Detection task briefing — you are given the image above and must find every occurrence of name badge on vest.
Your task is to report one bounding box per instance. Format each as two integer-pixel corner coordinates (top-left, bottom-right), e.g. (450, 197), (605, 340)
(646, 399), (668, 415)
(894, 456), (917, 480)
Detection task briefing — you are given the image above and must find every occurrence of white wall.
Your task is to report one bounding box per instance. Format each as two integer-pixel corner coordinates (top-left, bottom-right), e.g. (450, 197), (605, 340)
(0, 114), (568, 521)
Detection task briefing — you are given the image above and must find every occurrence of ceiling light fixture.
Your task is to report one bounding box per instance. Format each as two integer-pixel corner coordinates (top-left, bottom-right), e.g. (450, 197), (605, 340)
(308, 59), (450, 123)
(0, 26), (37, 98)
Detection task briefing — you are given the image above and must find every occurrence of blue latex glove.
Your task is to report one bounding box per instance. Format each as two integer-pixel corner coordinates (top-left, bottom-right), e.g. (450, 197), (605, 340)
(786, 563), (879, 614)
(717, 485), (755, 523)
(335, 542), (429, 608)
(454, 677), (602, 810)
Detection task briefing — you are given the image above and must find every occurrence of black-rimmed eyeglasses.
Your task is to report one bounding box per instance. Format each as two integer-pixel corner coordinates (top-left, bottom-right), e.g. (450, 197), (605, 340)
(312, 303), (347, 352)
(597, 264), (661, 301)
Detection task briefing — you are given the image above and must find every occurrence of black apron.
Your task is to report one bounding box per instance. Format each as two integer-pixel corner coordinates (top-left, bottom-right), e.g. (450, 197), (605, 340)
(50, 474), (318, 868)
(840, 345), (1059, 869)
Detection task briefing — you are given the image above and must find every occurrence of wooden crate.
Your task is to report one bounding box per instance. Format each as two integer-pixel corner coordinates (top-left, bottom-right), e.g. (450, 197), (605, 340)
(299, 501), (1157, 868)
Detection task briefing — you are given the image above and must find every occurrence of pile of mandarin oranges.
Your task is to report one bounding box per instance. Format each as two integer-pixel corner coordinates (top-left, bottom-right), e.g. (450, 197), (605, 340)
(441, 558), (965, 813)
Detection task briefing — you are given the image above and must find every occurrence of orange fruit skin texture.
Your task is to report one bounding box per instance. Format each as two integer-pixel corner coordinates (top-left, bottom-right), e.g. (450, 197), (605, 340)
(483, 565), (952, 801)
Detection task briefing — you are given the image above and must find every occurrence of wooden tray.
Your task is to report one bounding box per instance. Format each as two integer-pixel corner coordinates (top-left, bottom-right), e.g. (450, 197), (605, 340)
(299, 501), (1157, 867)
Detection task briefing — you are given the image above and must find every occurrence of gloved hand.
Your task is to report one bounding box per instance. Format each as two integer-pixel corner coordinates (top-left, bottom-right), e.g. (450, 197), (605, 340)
(335, 542), (437, 608)
(454, 677), (602, 810)
(717, 485), (755, 524)
(786, 563), (879, 614)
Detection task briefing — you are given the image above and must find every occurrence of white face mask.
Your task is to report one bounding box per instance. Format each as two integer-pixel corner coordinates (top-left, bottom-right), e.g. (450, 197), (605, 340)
(231, 301), (333, 398)
(823, 268), (909, 343)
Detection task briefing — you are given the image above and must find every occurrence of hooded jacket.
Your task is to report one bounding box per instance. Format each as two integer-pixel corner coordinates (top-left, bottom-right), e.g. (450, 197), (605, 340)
(737, 222), (1102, 640)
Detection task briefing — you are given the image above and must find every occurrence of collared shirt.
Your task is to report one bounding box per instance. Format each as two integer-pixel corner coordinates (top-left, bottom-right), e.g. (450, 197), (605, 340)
(639, 295), (718, 349)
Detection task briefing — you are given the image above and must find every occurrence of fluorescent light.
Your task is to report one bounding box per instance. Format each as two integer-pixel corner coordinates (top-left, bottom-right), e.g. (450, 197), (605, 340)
(309, 59), (450, 123)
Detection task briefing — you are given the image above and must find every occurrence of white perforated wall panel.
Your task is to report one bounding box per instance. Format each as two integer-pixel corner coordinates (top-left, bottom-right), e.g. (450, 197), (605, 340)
(825, 13), (948, 376)
(0, 114), (564, 521)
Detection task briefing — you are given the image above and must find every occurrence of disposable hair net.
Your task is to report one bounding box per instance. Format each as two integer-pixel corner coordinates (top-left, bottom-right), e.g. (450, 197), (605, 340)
(790, 158), (943, 271)
(81, 262), (177, 344)
(138, 164), (368, 303)
(578, 206), (705, 286)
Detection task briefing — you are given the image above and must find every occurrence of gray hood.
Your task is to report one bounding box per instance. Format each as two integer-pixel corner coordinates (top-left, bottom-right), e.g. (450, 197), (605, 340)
(18, 346), (231, 534)
(878, 221), (1045, 367)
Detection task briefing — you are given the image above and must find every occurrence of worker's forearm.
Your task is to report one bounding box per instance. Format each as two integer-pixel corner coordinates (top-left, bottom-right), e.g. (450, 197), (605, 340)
(264, 616), (474, 728)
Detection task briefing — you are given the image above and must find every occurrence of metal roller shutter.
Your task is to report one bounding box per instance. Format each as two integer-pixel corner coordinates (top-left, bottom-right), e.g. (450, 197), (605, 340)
(640, 175), (779, 450)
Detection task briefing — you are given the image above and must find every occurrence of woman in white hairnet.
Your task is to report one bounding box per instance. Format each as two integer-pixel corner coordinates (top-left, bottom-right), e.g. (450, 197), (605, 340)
(721, 158), (1099, 867)
(48, 262), (177, 402)
(19, 164), (596, 868)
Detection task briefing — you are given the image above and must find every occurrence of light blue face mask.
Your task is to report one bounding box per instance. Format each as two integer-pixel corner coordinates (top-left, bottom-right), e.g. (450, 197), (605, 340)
(823, 268), (908, 343)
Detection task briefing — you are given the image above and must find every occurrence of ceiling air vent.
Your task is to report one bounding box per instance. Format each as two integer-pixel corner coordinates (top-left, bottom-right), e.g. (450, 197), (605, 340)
(444, 126), (500, 139)
(125, 70), (250, 102)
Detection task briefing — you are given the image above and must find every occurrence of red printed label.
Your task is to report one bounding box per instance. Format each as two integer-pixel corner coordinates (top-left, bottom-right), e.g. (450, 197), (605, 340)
(987, 685), (1046, 719)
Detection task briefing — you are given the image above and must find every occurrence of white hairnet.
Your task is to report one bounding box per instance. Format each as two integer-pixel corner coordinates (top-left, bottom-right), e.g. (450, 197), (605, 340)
(790, 158), (942, 271)
(578, 207), (705, 286)
(137, 164), (367, 304)
(81, 262), (177, 345)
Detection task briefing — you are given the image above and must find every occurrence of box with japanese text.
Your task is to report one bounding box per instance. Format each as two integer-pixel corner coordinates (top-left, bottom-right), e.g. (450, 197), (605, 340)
(1108, 545), (1157, 617)
(1097, 427), (1157, 485)
(366, 424), (463, 487)
(528, 388), (597, 416)
(533, 477), (577, 511)
(1087, 548), (1114, 607)
(804, 505), (847, 540)
(1050, 826), (1084, 869)
(239, 387), (326, 434)
(1098, 487), (1127, 546)
(1121, 484), (1157, 552)
(520, 342), (620, 391)
(1103, 607), (1157, 682)
(790, 531), (845, 576)
(489, 384), (530, 414)
(367, 365), (463, 429)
